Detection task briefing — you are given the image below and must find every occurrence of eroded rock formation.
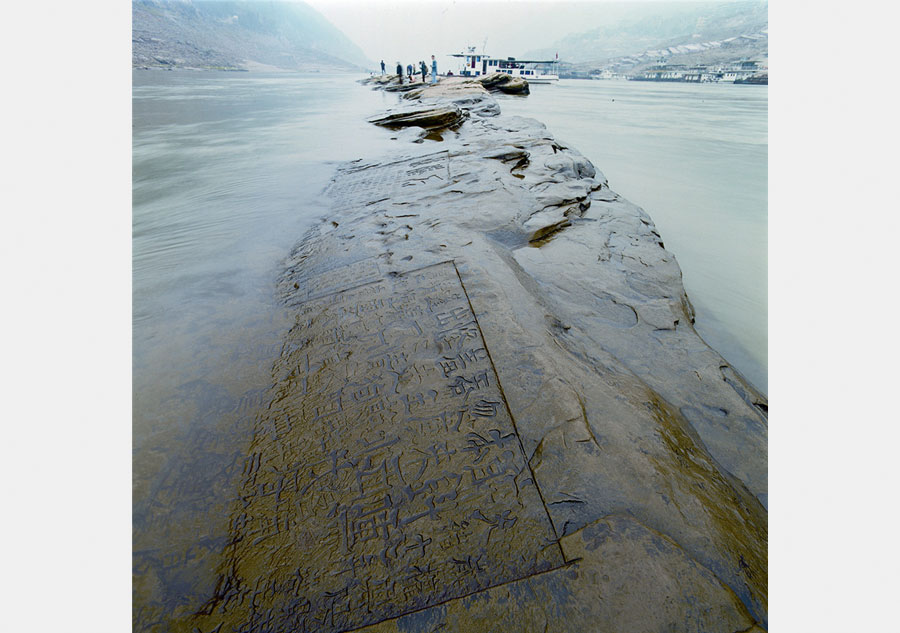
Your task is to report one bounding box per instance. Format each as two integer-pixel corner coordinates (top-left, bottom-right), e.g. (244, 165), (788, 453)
(477, 72), (531, 94)
(368, 103), (467, 130)
(183, 75), (768, 633)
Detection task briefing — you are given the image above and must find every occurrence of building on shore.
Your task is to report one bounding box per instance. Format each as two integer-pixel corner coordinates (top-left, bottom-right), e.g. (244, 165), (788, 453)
(615, 59), (767, 84)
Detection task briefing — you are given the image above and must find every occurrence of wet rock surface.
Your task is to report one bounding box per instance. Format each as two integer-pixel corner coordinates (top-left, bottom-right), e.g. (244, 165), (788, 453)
(368, 102), (466, 130)
(478, 72), (531, 94)
(181, 76), (768, 632)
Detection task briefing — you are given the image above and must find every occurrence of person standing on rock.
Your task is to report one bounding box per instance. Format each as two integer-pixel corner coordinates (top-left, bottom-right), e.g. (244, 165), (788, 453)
(395, 61), (403, 84)
(431, 55), (438, 84)
(380, 60), (385, 75)
(420, 60), (427, 83)
(407, 63), (413, 82)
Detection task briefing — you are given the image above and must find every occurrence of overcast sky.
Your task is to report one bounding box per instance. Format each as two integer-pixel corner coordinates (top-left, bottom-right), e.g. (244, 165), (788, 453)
(306, 0), (704, 70)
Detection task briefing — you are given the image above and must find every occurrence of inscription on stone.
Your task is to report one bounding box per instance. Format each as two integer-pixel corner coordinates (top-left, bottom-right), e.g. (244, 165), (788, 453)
(324, 151), (450, 208)
(199, 261), (562, 633)
(288, 257), (384, 304)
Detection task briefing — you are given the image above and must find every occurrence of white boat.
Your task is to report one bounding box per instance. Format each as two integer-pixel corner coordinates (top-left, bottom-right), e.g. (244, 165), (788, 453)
(450, 46), (559, 83)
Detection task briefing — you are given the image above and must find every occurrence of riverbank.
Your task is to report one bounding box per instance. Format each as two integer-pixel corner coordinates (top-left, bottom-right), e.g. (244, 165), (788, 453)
(179, 75), (768, 633)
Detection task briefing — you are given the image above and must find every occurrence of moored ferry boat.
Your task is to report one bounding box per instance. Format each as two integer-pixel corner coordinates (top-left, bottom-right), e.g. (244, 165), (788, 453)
(450, 46), (559, 83)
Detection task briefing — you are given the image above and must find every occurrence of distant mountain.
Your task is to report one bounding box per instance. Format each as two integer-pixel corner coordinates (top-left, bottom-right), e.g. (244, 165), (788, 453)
(133, 0), (373, 72)
(527, 1), (767, 69)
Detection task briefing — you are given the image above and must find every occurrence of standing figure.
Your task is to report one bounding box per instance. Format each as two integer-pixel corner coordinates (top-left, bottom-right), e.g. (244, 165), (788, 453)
(407, 63), (413, 82)
(431, 55), (438, 84)
(420, 60), (427, 83)
(396, 61), (403, 84)
(380, 60), (385, 75)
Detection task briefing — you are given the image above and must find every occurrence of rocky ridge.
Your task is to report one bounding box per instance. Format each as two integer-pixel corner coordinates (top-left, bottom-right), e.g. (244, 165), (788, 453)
(354, 74), (769, 509)
(183, 75), (768, 633)
(357, 75), (767, 628)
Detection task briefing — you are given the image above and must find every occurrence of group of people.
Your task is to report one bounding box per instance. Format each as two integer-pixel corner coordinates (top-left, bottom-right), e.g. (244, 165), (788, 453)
(380, 56), (438, 85)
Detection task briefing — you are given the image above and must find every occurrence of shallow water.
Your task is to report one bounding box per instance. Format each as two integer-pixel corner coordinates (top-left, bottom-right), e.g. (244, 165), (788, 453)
(133, 71), (396, 446)
(132, 70), (399, 628)
(497, 80), (768, 394)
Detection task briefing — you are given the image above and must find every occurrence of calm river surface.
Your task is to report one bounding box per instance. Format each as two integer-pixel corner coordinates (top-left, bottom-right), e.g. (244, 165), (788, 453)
(132, 70), (766, 629)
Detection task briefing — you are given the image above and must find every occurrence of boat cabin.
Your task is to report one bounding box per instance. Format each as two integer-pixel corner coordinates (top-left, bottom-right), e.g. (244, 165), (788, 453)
(450, 47), (559, 82)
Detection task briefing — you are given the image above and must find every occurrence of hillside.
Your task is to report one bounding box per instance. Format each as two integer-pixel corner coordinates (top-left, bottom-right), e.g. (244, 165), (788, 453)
(133, 0), (373, 72)
(527, 0), (767, 73)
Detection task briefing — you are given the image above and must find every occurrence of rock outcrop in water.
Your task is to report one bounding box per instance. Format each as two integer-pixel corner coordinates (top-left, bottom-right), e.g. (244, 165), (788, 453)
(182, 75), (768, 633)
(477, 72), (531, 94)
(368, 103), (467, 130)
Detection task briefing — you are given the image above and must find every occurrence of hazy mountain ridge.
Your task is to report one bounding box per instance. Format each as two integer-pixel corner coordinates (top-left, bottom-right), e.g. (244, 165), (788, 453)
(526, 1), (767, 69)
(133, 0), (373, 72)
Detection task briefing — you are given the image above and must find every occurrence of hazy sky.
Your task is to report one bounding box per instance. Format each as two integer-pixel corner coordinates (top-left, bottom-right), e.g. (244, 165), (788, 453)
(307, 0), (712, 71)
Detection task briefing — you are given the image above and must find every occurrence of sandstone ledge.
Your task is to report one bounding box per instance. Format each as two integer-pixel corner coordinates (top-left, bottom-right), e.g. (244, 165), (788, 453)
(368, 103), (467, 130)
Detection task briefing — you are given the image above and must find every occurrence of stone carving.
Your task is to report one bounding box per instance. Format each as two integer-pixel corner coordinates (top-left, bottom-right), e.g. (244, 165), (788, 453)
(286, 257), (384, 304)
(324, 151), (450, 204)
(194, 262), (562, 633)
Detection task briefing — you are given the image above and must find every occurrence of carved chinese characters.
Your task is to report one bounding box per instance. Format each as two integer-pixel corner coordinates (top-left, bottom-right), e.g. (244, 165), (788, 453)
(323, 150), (449, 210)
(197, 261), (562, 633)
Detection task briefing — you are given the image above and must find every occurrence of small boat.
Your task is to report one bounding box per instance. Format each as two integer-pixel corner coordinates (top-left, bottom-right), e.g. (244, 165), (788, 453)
(450, 46), (559, 83)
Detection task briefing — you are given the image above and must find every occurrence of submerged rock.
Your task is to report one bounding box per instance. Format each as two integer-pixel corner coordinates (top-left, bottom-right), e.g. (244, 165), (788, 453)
(182, 76), (768, 633)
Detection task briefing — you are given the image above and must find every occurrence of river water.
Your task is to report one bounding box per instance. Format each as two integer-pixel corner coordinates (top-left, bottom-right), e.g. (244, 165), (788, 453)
(132, 70), (766, 629)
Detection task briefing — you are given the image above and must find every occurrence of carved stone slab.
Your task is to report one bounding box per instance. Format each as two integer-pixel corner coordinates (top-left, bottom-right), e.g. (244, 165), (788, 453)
(289, 257), (384, 304)
(200, 261), (563, 633)
(324, 150), (450, 209)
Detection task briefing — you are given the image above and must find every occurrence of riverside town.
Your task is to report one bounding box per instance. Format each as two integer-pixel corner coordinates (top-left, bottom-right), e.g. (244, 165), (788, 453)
(588, 59), (768, 84)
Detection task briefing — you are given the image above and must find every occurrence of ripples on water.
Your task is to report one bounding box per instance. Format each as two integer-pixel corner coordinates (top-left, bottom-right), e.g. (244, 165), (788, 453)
(497, 80), (767, 393)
